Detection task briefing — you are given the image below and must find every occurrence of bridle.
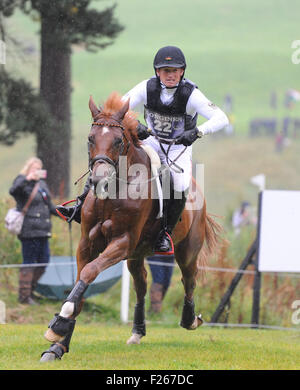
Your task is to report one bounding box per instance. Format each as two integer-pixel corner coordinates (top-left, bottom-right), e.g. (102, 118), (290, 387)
(74, 118), (185, 188)
(74, 119), (131, 187)
(88, 120), (131, 174)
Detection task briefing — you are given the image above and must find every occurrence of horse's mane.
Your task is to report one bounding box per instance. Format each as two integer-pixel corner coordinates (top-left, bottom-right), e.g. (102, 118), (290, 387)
(96, 92), (141, 147)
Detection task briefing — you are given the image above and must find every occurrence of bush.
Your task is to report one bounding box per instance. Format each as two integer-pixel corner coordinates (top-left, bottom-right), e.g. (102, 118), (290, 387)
(0, 198), (22, 265)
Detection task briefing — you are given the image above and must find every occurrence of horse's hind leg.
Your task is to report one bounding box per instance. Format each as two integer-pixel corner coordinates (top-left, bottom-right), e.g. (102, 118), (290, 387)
(126, 258), (147, 345)
(175, 243), (203, 330)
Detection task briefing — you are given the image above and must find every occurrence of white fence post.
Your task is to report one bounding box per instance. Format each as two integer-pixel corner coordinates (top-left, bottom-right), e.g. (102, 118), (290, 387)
(0, 300), (6, 324)
(120, 260), (130, 323)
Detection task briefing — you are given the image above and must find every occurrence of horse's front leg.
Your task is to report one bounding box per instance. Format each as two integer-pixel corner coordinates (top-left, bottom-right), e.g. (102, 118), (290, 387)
(48, 231), (129, 316)
(41, 237), (91, 362)
(79, 232), (131, 283)
(126, 258), (147, 345)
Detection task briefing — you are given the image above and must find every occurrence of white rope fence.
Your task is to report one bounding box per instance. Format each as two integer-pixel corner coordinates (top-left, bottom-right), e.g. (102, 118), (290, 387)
(0, 261), (74, 269)
(1, 259), (300, 279)
(1, 259), (299, 331)
(147, 260), (300, 278)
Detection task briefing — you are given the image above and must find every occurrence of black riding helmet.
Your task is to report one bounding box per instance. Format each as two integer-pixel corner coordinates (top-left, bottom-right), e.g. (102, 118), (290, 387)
(154, 46), (186, 69)
(153, 46), (186, 80)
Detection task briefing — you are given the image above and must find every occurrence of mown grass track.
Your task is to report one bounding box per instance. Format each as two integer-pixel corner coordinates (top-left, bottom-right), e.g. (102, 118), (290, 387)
(0, 324), (299, 370)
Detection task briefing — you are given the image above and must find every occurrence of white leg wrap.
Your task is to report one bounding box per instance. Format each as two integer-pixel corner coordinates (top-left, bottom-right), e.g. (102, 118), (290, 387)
(127, 333), (143, 345)
(59, 302), (75, 318)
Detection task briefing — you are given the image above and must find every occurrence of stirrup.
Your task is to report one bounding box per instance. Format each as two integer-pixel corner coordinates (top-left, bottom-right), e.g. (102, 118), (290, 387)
(56, 199), (77, 223)
(154, 231), (174, 256)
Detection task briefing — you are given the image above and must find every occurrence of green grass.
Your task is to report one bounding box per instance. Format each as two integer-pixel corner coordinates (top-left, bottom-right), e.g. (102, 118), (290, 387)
(6, 0), (299, 124)
(0, 324), (299, 370)
(194, 135), (300, 215)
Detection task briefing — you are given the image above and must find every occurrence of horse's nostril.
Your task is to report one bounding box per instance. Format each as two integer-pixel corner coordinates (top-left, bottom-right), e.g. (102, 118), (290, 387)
(91, 177), (100, 188)
(94, 177), (109, 200)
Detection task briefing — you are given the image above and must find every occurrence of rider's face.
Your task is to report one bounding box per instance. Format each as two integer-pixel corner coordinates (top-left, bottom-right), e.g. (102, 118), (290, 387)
(156, 67), (184, 88)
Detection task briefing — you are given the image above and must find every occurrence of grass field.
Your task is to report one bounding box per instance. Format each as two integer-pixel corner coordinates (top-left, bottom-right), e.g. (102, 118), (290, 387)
(0, 324), (299, 370)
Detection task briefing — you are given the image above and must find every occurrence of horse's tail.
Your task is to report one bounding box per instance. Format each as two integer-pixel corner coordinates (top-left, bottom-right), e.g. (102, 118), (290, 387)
(197, 213), (224, 274)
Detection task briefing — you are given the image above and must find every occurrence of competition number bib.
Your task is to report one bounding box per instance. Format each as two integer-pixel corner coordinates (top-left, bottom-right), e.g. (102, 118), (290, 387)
(144, 107), (185, 139)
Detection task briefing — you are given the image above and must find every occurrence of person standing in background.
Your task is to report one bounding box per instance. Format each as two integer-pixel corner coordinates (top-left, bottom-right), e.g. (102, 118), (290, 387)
(232, 201), (256, 236)
(9, 157), (58, 304)
(147, 254), (175, 313)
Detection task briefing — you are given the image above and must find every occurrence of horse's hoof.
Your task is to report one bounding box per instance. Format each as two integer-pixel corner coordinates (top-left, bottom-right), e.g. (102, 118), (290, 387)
(44, 328), (64, 343)
(127, 333), (143, 345)
(189, 314), (203, 330)
(40, 352), (57, 362)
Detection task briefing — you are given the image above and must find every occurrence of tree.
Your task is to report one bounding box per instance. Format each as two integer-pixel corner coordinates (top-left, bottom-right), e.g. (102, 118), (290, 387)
(0, 70), (50, 145)
(0, 1), (50, 148)
(2, 0), (124, 197)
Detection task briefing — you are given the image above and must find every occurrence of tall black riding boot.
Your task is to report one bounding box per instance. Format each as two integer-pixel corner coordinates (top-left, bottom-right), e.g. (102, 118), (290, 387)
(56, 178), (91, 224)
(154, 190), (187, 255)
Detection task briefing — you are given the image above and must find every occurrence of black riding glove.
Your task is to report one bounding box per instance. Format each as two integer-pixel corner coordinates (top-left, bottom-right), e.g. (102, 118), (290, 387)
(176, 128), (203, 146)
(136, 122), (151, 140)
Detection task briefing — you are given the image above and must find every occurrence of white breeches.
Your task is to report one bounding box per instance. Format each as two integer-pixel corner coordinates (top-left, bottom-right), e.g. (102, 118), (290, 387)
(143, 136), (192, 192)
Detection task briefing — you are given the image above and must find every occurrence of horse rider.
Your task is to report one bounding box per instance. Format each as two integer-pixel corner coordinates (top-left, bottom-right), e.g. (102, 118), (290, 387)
(56, 46), (229, 255)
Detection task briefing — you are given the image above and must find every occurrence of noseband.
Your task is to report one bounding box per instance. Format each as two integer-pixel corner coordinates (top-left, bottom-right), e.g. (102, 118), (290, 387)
(89, 121), (131, 173)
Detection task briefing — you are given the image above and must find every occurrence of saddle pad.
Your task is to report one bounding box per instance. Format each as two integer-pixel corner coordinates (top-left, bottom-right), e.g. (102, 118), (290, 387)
(140, 144), (161, 171)
(140, 144), (163, 218)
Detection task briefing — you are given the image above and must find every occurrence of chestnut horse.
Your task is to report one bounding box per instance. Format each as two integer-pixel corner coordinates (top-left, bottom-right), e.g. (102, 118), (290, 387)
(40, 93), (221, 361)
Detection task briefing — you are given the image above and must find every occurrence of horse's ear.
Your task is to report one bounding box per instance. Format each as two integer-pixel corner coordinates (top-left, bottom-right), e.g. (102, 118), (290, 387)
(89, 95), (100, 118)
(114, 99), (130, 121)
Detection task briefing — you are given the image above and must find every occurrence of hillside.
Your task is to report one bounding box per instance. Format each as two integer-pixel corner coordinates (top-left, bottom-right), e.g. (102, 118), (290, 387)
(1, 0), (300, 215)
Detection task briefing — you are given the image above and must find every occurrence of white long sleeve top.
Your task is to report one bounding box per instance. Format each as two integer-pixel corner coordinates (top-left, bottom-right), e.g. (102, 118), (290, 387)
(123, 79), (229, 135)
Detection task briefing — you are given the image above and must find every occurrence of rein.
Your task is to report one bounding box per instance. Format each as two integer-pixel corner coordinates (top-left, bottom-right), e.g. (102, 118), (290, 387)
(155, 136), (186, 173)
(74, 121), (186, 187)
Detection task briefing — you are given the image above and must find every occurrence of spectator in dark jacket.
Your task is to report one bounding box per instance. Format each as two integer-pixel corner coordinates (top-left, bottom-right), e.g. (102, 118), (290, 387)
(9, 157), (58, 304)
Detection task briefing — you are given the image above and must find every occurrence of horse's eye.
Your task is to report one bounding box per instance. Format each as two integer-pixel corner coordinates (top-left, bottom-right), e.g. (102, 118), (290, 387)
(113, 137), (122, 149)
(88, 135), (95, 145)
